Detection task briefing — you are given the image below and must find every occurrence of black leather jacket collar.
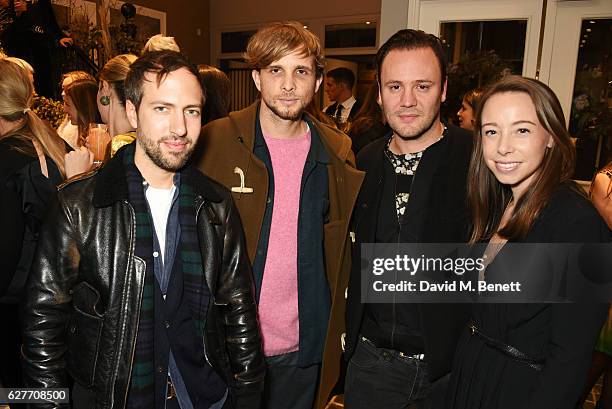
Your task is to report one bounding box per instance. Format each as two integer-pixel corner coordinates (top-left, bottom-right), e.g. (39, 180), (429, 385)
(92, 145), (222, 208)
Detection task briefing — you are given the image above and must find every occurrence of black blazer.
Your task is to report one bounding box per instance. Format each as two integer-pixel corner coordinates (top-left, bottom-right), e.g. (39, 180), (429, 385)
(345, 124), (473, 382)
(446, 184), (611, 409)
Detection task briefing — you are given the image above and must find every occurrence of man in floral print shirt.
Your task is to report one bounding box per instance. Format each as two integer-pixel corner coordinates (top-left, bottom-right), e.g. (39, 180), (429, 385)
(344, 29), (473, 409)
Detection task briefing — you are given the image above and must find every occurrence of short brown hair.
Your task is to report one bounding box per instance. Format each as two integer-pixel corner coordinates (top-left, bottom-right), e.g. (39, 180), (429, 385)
(125, 50), (203, 111)
(244, 21), (325, 78)
(376, 29), (447, 84)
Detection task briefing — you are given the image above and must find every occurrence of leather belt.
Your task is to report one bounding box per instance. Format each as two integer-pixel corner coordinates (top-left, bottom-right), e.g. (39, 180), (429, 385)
(360, 335), (425, 360)
(469, 321), (544, 371)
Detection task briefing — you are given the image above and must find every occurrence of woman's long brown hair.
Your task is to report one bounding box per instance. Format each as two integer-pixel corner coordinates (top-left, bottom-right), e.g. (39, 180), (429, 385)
(468, 76), (576, 243)
(65, 77), (102, 144)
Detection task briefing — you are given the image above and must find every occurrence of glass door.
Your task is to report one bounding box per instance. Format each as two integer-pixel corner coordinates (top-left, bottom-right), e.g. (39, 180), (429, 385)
(545, 0), (612, 179)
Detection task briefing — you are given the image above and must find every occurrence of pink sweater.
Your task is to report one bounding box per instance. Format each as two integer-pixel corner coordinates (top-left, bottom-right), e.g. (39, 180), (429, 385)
(258, 130), (311, 356)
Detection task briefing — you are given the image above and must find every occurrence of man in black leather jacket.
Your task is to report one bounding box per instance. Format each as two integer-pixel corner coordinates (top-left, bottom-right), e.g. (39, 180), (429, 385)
(22, 51), (265, 409)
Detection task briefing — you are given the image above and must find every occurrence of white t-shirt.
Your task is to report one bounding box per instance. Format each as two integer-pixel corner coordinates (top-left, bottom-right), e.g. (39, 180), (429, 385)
(145, 184), (177, 265)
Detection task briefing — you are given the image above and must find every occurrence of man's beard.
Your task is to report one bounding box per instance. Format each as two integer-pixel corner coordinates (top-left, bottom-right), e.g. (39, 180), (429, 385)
(137, 134), (194, 172)
(387, 101), (441, 141)
(264, 96), (307, 121)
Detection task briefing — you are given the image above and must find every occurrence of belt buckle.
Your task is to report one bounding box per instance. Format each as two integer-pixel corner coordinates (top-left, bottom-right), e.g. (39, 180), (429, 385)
(399, 351), (425, 360)
(166, 377), (176, 400)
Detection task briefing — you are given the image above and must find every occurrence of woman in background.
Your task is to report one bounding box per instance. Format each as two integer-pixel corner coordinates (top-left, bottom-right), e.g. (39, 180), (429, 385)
(198, 64), (231, 125)
(63, 75), (101, 147)
(580, 162), (612, 409)
(348, 82), (389, 154)
(97, 54), (137, 156)
(456, 88), (483, 132)
(446, 76), (610, 409)
(0, 59), (65, 389)
(57, 70), (96, 149)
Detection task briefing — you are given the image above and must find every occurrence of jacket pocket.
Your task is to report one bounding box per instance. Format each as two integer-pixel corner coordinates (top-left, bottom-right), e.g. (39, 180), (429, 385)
(66, 281), (104, 388)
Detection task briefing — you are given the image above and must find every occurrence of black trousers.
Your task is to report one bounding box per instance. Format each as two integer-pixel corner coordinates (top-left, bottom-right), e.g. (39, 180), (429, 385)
(344, 338), (449, 409)
(262, 351), (320, 409)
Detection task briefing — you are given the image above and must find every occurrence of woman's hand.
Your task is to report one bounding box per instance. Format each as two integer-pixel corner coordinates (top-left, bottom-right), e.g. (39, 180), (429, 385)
(64, 146), (93, 179)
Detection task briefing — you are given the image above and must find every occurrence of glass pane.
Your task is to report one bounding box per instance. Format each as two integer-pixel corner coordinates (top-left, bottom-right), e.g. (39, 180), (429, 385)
(570, 18), (612, 180)
(325, 22), (377, 49)
(221, 30), (256, 54)
(440, 20), (527, 126)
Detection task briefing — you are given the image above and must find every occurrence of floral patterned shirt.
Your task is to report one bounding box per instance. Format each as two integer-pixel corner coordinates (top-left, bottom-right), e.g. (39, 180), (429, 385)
(384, 140), (423, 218)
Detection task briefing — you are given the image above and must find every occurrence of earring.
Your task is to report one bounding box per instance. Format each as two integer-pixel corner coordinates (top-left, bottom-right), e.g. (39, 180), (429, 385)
(99, 95), (110, 106)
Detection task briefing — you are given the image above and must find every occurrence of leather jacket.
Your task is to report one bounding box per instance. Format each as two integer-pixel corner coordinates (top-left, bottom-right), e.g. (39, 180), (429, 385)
(22, 147), (265, 409)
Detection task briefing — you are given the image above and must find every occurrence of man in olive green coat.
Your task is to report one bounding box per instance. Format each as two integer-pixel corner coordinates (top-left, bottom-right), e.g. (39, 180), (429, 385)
(195, 21), (364, 409)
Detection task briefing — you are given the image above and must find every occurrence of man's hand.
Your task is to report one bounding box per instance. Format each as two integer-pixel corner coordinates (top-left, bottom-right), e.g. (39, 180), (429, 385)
(59, 37), (73, 47)
(64, 146), (93, 179)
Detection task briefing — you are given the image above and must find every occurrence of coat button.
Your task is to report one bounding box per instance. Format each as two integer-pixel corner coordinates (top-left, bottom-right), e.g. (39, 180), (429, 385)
(164, 321), (171, 329)
(153, 251), (159, 258)
(345, 287), (348, 299)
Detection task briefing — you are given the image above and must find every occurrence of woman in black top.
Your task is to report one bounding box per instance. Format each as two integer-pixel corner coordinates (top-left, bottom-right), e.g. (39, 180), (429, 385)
(446, 76), (610, 409)
(0, 59), (66, 388)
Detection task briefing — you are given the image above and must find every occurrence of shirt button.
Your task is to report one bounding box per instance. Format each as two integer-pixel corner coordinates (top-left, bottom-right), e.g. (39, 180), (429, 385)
(153, 251), (159, 258)
(266, 197), (271, 204)
(142, 181), (148, 186)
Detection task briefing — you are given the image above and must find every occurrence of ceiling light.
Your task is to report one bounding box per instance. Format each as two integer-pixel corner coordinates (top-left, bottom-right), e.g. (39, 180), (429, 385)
(590, 20), (596, 24)
(303, 25), (308, 29)
(365, 21), (371, 25)
(586, 28), (592, 32)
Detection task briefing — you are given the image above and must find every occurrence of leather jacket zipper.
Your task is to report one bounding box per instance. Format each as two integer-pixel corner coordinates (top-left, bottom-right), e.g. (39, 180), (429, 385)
(121, 201), (145, 407)
(195, 198), (213, 368)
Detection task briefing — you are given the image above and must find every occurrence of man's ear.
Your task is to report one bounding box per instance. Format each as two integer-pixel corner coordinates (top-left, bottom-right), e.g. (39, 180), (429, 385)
(441, 77), (448, 103)
(126, 100), (138, 129)
(252, 69), (261, 92)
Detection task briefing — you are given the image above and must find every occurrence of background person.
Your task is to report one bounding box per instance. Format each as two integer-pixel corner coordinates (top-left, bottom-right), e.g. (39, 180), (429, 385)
(97, 53), (137, 156)
(142, 33), (180, 53)
(324, 67), (361, 127)
(63, 76), (102, 147)
(57, 70), (96, 149)
(456, 88), (483, 131)
(347, 81), (389, 154)
(580, 162), (612, 409)
(446, 75), (610, 409)
(0, 59), (66, 390)
(198, 64), (231, 125)
(0, 0), (73, 98)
